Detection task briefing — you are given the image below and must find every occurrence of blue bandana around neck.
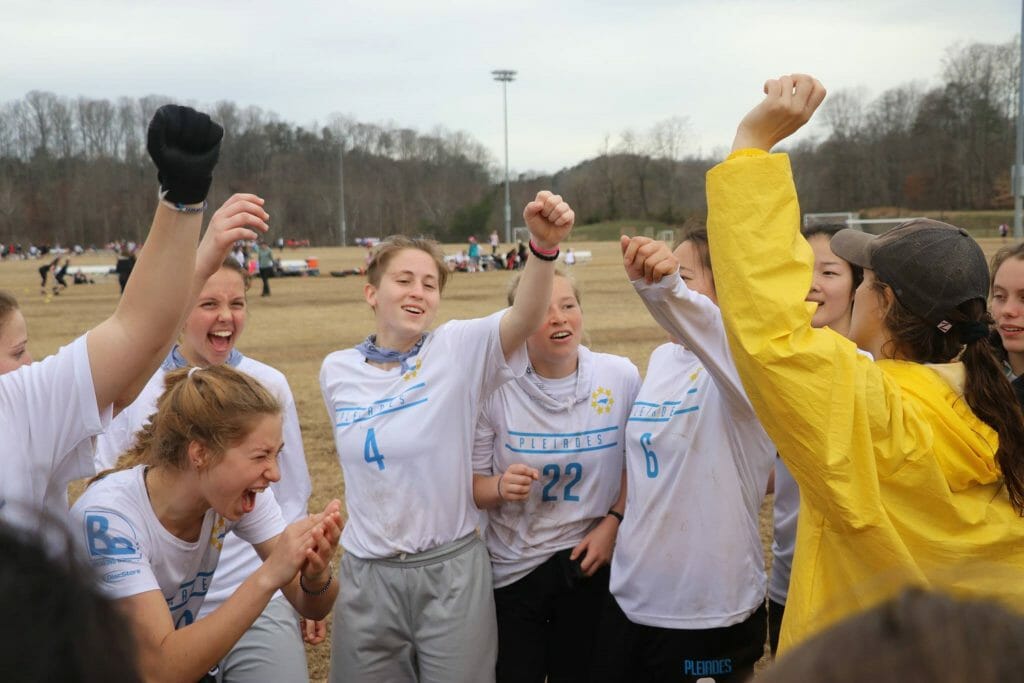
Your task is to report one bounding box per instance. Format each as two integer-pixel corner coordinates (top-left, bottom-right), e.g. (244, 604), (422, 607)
(160, 344), (244, 371)
(355, 334), (428, 373)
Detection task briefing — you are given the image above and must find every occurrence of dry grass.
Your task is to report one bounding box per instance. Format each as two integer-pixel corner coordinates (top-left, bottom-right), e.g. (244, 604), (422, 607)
(8, 237), (1011, 680)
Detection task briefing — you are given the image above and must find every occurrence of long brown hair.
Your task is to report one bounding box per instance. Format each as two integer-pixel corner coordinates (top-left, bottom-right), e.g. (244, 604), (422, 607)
(92, 365), (281, 482)
(875, 282), (1024, 512)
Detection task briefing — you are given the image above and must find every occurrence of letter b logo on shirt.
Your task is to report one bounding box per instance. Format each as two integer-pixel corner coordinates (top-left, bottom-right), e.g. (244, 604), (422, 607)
(86, 513), (138, 558)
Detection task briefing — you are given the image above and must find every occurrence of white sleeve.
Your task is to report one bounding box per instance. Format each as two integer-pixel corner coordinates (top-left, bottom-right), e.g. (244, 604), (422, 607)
(93, 369), (164, 473)
(437, 309), (528, 399)
(0, 334), (107, 483)
(472, 402), (498, 476)
(233, 487), (287, 546)
(274, 383), (312, 523)
(633, 273), (758, 419)
(72, 503), (160, 600)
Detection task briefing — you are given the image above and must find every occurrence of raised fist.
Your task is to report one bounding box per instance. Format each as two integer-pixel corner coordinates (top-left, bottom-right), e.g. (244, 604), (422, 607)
(147, 104), (224, 205)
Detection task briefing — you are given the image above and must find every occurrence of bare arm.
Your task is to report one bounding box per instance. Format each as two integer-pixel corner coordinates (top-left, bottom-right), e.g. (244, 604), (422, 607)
(120, 500), (342, 683)
(84, 106), (268, 414)
(498, 191), (575, 358)
(254, 499), (343, 621)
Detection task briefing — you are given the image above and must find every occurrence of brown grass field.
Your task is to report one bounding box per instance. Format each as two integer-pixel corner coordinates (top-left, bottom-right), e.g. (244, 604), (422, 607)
(6, 236), (1011, 680)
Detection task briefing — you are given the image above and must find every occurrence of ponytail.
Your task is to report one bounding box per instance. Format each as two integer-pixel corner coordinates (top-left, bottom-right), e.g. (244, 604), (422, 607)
(90, 365), (281, 486)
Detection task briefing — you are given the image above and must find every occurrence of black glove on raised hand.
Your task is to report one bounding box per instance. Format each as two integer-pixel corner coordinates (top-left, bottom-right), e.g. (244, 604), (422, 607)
(146, 104), (224, 205)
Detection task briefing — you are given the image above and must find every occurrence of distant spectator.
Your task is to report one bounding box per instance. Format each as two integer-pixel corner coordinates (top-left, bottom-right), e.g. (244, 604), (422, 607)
(38, 256), (59, 295)
(53, 259), (70, 294)
(257, 241), (275, 297)
(999, 223), (1009, 240)
(490, 229), (500, 255)
(516, 241), (527, 269)
(468, 236), (480, 272)
(565, 248), (576, 267)
(115, 247), (135, 295)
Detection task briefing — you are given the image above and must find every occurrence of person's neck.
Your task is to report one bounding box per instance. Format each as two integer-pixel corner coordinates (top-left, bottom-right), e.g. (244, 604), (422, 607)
(828, 317), (852, 339)
(144, 465), (209, 542)
(1008, 350), (1024, 378)
(178, 343), (210, 368)
(529, 353), (579, 380)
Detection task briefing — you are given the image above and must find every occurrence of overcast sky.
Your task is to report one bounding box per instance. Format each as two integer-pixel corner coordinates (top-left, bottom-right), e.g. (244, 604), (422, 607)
(1, 0), (1019, 174)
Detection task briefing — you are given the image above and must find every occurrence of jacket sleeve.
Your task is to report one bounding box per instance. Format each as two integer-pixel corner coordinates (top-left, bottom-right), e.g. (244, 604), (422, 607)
(705, 150), (907, 528)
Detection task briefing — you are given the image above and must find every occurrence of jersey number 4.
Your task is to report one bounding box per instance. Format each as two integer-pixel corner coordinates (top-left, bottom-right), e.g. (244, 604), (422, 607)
(364, 428), (385, 470)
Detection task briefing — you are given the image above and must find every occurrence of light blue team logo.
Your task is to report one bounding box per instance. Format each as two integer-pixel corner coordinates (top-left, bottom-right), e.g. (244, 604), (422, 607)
(84, 509), (142, 560)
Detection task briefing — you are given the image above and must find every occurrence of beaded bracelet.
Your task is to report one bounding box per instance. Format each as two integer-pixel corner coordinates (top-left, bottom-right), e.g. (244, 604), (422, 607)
(299, 569), (334, 596)
(529, 239), (559, 262)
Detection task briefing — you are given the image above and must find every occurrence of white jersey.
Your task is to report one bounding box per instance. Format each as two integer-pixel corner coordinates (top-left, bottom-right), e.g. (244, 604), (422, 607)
(768, 456), (799, 605)
(610, 273), (775, 629)
(94, 348), (312, 615)
(320, 310), (527, 559)
(0, 334), (110, 530)
(473, 346), (640, 587)
(69, 465), (285, 628)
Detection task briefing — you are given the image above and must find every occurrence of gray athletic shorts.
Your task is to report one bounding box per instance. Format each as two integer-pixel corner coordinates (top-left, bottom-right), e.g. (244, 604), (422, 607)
(329, 533), (497, 683)
(216, 595), (308, 683)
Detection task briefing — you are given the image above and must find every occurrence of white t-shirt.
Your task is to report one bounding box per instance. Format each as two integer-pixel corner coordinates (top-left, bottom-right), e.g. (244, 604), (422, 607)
(320, 310), (527, 559)
(69, 465), (285, 628)
(94, 349), (311, 615)
(473, 346), (639, 587)
(609, 273), (775, 630)
(0, 334), (110, 530)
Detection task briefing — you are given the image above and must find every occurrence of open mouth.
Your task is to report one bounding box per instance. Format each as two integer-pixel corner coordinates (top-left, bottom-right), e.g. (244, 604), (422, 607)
(241, 486), (266, 514)
(1001, 325), (1024, 335)
(550, 330), (572, 341)
(401, 305), (424, 316)
(208, 330), (233, 353)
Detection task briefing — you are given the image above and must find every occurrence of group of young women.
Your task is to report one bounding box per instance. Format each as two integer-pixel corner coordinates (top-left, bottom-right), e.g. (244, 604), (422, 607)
(7, 77), (1024, 683)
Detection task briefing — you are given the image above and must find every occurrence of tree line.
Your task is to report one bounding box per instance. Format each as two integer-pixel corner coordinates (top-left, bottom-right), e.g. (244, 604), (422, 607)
(0, 36), (1017, 247)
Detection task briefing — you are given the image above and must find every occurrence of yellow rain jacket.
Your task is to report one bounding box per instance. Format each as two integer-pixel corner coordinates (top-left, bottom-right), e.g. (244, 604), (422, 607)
(707, 150), (1024, 653)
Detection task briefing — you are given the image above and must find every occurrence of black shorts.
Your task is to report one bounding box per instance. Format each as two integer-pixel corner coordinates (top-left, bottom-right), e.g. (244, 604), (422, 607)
(592, 594), (767, 683)
(494, 548), (611, 683)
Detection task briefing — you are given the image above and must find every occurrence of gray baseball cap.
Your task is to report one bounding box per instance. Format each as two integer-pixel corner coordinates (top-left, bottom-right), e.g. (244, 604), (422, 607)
(830, 219), (989, 333)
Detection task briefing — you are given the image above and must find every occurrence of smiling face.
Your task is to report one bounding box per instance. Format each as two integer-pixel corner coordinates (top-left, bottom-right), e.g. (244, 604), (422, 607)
(991, 256), (1024, 371)
(365, 248), (441, 351)
(197, 413), (283, 521)
(675, 240), (716, 304)
(805, 233), (856, 334)
(525, 275), (583, 378)
(181, 267), (248, 367)
(0, 309), (31, 375)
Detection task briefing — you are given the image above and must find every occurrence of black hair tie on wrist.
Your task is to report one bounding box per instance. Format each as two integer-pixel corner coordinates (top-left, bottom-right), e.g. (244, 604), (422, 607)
(957, 321), (990, 345)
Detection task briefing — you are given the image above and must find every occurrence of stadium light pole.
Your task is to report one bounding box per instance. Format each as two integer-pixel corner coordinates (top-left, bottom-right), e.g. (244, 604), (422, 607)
(492, 69), (516, 244)
(1015, 1), (1024, 238)
(339, 141), (348, 246)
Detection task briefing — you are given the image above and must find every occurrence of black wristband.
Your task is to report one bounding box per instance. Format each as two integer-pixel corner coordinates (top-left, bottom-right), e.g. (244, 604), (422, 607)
(529, 239), (559, 262)
(607, 509), (624, 523)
